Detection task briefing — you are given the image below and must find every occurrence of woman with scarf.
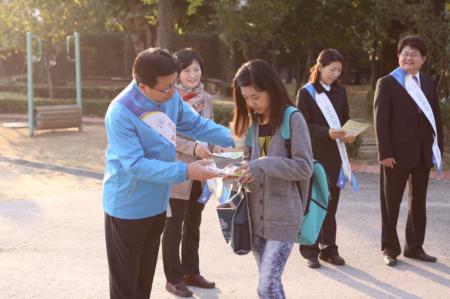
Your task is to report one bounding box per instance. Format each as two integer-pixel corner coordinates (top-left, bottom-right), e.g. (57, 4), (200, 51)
(162, 48), (223, 298)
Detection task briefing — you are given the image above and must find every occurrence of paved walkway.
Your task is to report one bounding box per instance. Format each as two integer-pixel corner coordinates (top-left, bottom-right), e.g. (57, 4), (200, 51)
(0, 161), (449, 298)
(0, 115), (449, 298)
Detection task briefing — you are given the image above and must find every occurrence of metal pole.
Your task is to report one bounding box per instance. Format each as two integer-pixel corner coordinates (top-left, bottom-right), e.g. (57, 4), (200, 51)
(74, 32), (82, 131)
(27, 32), (34, 137)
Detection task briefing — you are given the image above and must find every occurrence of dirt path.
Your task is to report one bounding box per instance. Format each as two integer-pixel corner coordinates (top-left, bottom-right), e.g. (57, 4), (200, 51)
(0, 124), (106, 172)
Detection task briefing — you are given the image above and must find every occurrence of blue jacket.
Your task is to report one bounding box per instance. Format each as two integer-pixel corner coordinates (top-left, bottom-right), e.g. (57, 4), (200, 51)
(103, 81), (234, 219)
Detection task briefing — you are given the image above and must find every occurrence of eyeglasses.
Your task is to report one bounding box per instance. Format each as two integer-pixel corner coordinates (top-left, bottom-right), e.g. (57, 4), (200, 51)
(399, 51), (422, 58)
(152, 81), (177, 94)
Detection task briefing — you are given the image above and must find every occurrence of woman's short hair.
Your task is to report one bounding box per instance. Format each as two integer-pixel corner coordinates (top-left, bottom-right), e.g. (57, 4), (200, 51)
(173, 48), (204, 74)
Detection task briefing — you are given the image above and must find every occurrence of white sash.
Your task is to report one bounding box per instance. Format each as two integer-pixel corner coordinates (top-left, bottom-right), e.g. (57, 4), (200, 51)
(314, 91), (355, 188)
(303, 83), (358, 191)
(141, 111), (177, 146)
(404, 75), (442, 174)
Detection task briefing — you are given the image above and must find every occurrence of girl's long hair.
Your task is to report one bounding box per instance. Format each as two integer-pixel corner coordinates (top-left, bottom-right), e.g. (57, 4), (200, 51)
(232, 59), (294, 138)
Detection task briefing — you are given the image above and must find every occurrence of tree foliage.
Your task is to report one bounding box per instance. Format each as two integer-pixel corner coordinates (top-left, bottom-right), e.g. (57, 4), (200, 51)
(0, 0), (107, 55)
(0, 0), (448, 96)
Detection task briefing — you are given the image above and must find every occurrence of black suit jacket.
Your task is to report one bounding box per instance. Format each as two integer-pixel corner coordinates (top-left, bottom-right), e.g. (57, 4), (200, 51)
(373, 72), (443, 169)
(297, 82), (349, 183)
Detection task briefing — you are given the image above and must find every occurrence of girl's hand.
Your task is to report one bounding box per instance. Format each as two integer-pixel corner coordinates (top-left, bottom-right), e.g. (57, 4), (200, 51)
(237, 162), (254, 184)
(329, 128), (346, 140)
(343, 135), (355, 144)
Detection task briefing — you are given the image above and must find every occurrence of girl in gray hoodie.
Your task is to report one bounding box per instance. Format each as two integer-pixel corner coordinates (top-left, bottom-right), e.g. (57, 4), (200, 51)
(232, 59), (313, 299)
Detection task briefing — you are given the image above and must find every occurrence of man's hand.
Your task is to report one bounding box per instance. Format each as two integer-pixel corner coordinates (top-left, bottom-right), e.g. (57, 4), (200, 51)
(194, 143), (212, 159)
(187, 160), (221, 180)
(212, 145), (225, 153)
(381, 158), (396, 168)
(329, 128), (346, 140)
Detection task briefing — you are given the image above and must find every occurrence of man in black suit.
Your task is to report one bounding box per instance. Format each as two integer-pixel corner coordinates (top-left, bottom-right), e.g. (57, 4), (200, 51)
(374, 35), (443, 266)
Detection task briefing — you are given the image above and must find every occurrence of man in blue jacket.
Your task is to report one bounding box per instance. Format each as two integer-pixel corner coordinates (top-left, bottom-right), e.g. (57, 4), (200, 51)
(103, 47), (234, 299)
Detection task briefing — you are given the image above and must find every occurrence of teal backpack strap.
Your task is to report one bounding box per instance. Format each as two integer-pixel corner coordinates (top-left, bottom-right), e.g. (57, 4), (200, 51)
(245, 125), (254, 148)
(280, 106), (299, 140)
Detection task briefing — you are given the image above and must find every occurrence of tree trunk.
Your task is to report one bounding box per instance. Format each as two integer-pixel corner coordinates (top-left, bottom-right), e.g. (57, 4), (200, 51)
(156, 0), (175, 50)
(43, 45), (54, 99)
(0, 59), (4, 76)
(370, 33), (378, 91)
(370, 56), (377, 91)
(343, 53), (351, 84)
(44, 57), (54, 99)
(302, 47), (313, 83)
(122, 0), (154, 56)
(271, 41), (279, 71)
(295, 55), (302, 95)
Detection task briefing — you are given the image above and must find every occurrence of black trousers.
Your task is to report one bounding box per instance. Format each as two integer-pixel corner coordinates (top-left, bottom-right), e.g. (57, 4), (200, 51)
(162, 180), (204, 283)
(300, 184), (341, 258)
(380, 158), (430, 258)
(105, 212), (166, 299)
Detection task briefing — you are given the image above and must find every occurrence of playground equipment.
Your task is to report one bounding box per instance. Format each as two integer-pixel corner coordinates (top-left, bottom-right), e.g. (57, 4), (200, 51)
(27, 32), (82, 136)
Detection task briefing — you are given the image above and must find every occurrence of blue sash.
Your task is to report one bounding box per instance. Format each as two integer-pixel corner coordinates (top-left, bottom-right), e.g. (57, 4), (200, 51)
(116, 83), (160, 118)
(304, 82), (316, 99)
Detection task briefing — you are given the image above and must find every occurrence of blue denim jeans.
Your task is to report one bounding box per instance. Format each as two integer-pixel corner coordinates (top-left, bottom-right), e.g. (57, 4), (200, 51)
(252, 235), (294, 299)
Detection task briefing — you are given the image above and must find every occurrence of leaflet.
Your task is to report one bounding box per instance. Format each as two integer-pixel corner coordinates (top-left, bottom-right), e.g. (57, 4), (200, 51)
(341, 120), (370, 137)
(212, 151), (244, 160)
(207, 164), (242, 177)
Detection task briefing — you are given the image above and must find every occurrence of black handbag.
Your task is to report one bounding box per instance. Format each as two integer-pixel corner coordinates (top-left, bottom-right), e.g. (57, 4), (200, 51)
(216, 186), (252, 255)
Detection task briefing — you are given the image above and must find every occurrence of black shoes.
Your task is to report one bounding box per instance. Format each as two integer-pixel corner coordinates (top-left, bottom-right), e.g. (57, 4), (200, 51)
(165, 281), (193, 298)
(304, 257), (321, 268)
(183, 274), (216, 289)
(383, 255), (397, 266)
(404, 251), (437, 263)
(305, 254), (345, 268)
(166, 274), (215, 297)
(319, 254), (346, 266)
(383, 251), (437, 266)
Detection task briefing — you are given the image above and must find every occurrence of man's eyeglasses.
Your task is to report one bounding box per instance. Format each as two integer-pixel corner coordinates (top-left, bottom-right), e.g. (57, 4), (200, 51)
(399, 51), (422, 59)
(152, 81), (177, 94)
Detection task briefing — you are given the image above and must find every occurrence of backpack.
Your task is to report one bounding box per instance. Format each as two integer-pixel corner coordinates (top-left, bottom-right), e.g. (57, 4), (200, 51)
(245, 106), (330, 245)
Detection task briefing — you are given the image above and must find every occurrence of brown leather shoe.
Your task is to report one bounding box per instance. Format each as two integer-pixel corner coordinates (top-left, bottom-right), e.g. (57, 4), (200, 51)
(404, 251), (437, 262)
(183, 274), (216, 289)
(165, 281), (193, 297)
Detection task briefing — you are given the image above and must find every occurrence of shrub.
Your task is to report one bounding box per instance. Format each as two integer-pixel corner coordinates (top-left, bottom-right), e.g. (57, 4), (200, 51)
(0, 92), (111, 116)
(440, 100), (450, 130)
(0, 83), (125, 100)
(366, 88), (375, 120)
(213, 105), (233, 126)
(346, 135), (363, 158)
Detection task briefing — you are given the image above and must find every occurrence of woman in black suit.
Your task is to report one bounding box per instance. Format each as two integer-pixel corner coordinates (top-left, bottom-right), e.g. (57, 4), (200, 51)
(297, 49), (354, 268)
